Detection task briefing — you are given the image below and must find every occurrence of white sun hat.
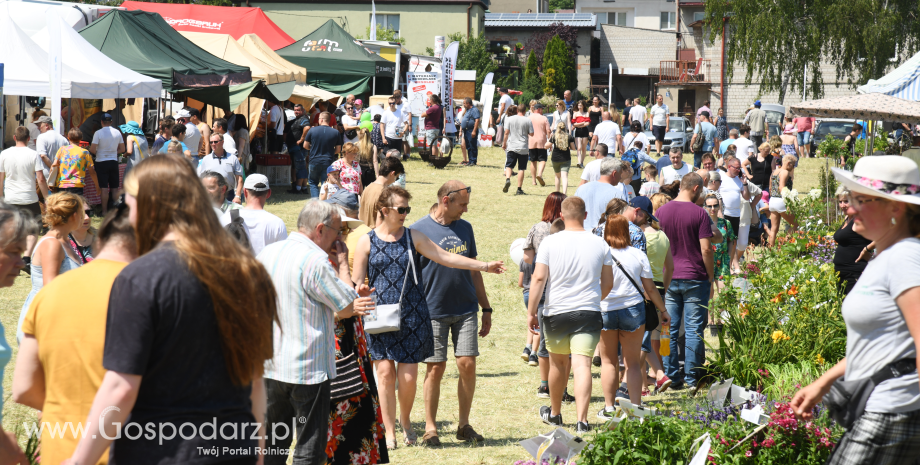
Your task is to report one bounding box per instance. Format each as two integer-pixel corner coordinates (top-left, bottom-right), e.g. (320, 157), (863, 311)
(831, 155), (920, 205)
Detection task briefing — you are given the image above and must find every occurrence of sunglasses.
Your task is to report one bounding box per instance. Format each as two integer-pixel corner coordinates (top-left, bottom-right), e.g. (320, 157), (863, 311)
(210, 140), (223, 144)
(340, 225), (352, 236)
(446, 186), (472, 197)
(705, 204), (720, 209)
(84, 209), (96, 218)
(388, 206), (411, 215)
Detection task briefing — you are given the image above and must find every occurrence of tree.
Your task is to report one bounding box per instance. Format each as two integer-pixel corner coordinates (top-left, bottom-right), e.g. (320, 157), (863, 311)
(542, 36), (573, 98)
(705, 0), (920, 100)
(524, 50), (538, 81)
(524, 23), (580, 63)
(355, 24), (401, 42)
(548, 0), (574, 13)
(447, 32), (498, 97)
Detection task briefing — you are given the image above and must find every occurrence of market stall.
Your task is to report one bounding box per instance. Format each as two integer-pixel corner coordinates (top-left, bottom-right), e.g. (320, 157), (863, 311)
(179, 31), (296, 85)
(237, 33), (306, 85)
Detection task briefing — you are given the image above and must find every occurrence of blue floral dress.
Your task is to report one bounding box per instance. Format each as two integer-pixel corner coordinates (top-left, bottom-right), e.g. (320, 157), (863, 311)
(366, 229), (434, 363)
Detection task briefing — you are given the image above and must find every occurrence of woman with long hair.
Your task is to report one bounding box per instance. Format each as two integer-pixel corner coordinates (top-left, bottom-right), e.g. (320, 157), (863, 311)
(67, 197), (95, 264)
(16, 192), (83, 342)
(0, 200), (36, 464)
(792, 155), (920, 464)
(597, 215), (669, 418)
(546, 122), (576, 194)
(767, 155), (799, 246)
(350, 185), (504, 449)
(832, 185), (875, 295)
(587, 96), (603, 156)
(332, 142), (364, 195)
(715, 108), (728, 154)
(231, 115), (251, 168)
(357, 128), (376, 187)
(704, 192), (735, 321)
(67, 155), (278, 465)
(742, 143), (774, 194)
(14, 206), (137, 465)
(572, 100), (591, 167)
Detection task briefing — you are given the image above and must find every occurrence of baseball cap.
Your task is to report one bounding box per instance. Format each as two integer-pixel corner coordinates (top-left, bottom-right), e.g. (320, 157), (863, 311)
(533, 103), (545, 109)
(324, 190), (361, 216)
(174, 109), (191, 119)
(187, 107), (200, 118)
(754, 100), (762, 107)
(243, 173), (271, 192)
(629, 196), (658, 223)
(102, 113), (113, 122)
(327, 165), (341, 174)
(36, 116), (53, 124)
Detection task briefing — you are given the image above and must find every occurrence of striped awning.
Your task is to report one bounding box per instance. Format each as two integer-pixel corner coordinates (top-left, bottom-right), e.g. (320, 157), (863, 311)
(857, 51), (920, 101)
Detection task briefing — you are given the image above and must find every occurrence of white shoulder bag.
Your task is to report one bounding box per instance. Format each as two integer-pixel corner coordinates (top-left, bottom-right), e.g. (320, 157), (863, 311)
(364, 233), (418, 334)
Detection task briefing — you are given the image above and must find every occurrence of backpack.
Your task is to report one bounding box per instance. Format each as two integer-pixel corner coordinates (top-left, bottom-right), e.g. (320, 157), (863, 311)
(691, 124), (705, 152)
(225, 209), (252, 250)
(621, 148), (641, 173)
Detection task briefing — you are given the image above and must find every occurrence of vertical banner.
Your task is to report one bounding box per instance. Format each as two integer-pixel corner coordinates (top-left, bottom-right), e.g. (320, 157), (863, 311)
(478, 83), (495, 147)
(440, 41), (459, 135)
(434, 36), (445, 58)
(407, 72), (440, 148)
(48, 14), (63, 133)
(370, 0), (377, 41)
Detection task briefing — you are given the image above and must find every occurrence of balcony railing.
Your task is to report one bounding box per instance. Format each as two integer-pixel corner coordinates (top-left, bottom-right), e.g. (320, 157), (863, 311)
(659, 59), (711, 84)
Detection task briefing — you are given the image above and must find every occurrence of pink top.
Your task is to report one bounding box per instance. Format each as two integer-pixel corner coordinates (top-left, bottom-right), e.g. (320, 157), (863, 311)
(331, 158), (362, 194)
(794, 117), (815, 132)
(529, 114), (550, 149)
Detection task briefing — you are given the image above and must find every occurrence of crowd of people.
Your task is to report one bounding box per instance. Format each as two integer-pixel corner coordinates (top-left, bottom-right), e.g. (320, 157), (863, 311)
(0, 86), (915, 465)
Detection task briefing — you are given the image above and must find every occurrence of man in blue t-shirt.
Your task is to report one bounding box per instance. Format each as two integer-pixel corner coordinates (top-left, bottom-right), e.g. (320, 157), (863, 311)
(691, 111), (717, 169)
(410, 180), (491, 445)
(303, 112), (341, 198)
(460, 98), (482, 166)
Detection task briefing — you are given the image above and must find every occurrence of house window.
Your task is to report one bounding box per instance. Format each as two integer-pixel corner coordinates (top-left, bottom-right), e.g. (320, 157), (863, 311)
(693, 12), (705, 23)
(660, 11), (676, 30)
(373, 14), (400, 35)
(609, 12), (627, 26)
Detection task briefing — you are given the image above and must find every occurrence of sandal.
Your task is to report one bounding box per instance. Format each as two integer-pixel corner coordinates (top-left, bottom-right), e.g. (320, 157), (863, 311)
(403, 427), (418, 446)
(386, 438), (397, 450)
(421, 430), (441, 447)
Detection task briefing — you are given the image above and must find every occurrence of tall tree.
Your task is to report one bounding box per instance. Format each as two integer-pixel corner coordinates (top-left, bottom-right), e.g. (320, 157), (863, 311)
(525, 23), (579, 63)
(542, 36), (573, 98)
(524, 50), (538, 81)
(705, 0), (920, 99)
(448, 32), (498, 96)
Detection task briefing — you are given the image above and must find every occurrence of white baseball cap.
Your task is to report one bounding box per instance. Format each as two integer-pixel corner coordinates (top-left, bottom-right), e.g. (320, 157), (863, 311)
(243, 174), (271, 192)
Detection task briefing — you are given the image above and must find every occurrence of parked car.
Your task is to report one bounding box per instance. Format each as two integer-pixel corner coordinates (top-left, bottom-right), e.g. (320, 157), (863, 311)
(812, 118), (855, 152)
(643, 117), (692, 153)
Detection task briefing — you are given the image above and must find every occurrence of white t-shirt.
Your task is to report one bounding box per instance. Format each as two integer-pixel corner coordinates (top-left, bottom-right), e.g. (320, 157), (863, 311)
(222, 132), (238, 156)
(0, 147), (43, 205)
(91, 126), (123, 162)
(219, 208), (289, 256)
(581, 158), (602, 182)
(320, 182), (339, 198)
(342, 116), (359, 144)
(382, 110), (401, 139)
(629, 106), (647, 125)
(27, 123), (41, 151)
(593, 121), (621, 151)
(733, 136), (755, 158)
(843, 238), (920, 413)
(622, 132), (651, 154)
(639, 181), (661, 196)
(574, 181), (629, 231)
(625, 184), (636, 200)
(536, 230), (614, 316)
(660, 163), (691, 184)
(650, 104), (669, 127)
(184, 122), (201, 158)
(498, 94), (514, 119)
(601, 246), (652, 311)
(719, 174), (745, 217)
(270, 105), (284, 135)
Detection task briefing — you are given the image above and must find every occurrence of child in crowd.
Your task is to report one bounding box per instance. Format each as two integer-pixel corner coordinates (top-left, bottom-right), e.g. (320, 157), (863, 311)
(519, 218), (565, 367)
(639, 164), (660, 197)
(386, 149), (407, 188)
(319, 165), (341, 200)
(620, 165), (635, 199)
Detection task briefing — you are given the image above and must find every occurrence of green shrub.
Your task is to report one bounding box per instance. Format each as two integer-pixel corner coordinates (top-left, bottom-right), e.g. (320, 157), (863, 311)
(579, 416), (704, 465)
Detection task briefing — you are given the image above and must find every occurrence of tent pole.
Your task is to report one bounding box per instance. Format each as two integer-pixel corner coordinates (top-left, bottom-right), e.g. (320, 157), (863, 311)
(373, 77), (376, 95)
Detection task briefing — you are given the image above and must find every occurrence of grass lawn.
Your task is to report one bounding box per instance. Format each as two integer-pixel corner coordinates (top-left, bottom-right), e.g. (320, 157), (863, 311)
(0, 147), (830, 464)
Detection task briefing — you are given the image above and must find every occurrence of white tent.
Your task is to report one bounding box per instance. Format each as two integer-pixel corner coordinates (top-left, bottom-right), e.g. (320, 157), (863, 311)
(0, 13), (162, 98)
(857, 51), (920, 100)
(0, 0), (94, 37)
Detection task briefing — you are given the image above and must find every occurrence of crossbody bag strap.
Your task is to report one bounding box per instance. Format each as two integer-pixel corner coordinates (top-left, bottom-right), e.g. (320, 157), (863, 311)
(870, 358), (917, 384)
(610, 254), (645, 297)
(396, 231), (419, 303)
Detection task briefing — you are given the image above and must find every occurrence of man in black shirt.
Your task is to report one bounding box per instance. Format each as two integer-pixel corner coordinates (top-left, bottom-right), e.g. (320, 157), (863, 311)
(287, 104), (311, 194)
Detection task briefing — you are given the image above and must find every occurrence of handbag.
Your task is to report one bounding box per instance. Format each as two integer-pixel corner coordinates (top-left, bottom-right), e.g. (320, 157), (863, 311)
(610, 255), (659, 331)
(824, 358), (916, 429)
(364, 234), (417, 334)
(691, 124), (704, 152)
(330, 319), (367, 403)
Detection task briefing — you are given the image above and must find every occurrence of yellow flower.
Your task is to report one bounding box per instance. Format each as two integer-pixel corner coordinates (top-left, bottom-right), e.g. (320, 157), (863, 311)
(771, 330), (790, 343)
(816, 354), (825, 365)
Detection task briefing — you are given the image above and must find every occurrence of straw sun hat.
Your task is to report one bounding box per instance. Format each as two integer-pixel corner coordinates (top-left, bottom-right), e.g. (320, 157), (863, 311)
(831, 155), (920, 205)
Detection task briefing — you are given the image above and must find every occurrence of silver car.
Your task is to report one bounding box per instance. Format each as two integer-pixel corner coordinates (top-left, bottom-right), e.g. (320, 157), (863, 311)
(644, 117), (692, 153)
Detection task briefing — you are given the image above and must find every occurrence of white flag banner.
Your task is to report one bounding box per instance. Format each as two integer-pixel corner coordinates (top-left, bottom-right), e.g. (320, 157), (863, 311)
(478, 83), (495, 147)
(440, 41), (459, 134)
(48, 13), (63, 133)
(370, 0), (377, 40)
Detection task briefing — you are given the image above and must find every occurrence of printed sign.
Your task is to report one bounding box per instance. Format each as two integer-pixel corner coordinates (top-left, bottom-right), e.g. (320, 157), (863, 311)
(163, 17), (222, 31)
(440, 41), (459, 134)
(301, 39), (343, 53)
(406, 72), (440, 118)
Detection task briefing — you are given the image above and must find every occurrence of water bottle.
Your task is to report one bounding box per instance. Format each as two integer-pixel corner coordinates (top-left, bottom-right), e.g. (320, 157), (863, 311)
(659, 327), (671, 356)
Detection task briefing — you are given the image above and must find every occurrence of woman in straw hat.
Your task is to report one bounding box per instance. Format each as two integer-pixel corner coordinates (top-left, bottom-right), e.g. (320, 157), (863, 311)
(791, 155), (920, 463)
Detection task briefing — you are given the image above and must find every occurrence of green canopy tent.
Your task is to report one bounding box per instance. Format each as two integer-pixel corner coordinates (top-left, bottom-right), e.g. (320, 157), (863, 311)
(276, 20), (394, 95)
(79, 10), (251, 91)
(175, 79), (294, 112)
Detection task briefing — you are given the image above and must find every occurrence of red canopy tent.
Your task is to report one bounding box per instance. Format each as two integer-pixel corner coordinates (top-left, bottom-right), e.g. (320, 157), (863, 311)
(119, 1), (295, 50)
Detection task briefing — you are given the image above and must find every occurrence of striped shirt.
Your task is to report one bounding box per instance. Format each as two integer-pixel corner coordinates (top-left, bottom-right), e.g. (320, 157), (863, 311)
(258, 232), (357, 385)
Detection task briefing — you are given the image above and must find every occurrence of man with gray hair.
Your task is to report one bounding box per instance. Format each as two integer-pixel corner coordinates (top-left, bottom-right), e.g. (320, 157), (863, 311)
(579, 143), (610, 185)
(719, 128), (739, 155)
(199, 170), (243, 214)
(258, 200), (371, 465)
(574, 157), (628, 230)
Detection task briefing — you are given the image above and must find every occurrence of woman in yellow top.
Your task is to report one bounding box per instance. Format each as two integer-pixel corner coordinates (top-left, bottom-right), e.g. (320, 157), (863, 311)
(12, 205), (137, 465)
(52, 128), (100, 196)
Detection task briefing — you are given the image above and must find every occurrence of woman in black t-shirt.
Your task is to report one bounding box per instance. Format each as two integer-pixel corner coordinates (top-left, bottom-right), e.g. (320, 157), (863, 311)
(69, 155), (278, 465)
(546, 121), (577, 195)
(832, 186), (874, 294)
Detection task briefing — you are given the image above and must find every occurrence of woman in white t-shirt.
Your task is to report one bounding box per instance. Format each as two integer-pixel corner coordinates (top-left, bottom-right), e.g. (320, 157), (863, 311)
(597, 215), (669, 415)
(791, 156), (920, 464)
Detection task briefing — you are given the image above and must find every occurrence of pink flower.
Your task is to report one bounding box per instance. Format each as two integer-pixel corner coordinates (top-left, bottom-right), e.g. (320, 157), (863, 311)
(745, 450), (752, 457)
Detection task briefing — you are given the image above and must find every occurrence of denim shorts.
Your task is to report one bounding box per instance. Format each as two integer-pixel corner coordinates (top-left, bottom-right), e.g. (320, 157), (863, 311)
(601, 301), (646, 332)
(796, 131), (811, 146)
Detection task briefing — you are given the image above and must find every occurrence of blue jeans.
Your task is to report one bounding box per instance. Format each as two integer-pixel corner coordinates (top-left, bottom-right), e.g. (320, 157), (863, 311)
(309, 158), (333, 198)
(663, 279), (710, 386)
(289, 145), (308, 180)
(463, 129), (478, 164)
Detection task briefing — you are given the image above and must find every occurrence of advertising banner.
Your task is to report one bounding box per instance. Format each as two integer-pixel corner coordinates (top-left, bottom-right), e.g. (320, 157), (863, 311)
(440, 41), (458, 134)
(478, 83), (495, 147)
(406, 72), (440, 116)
